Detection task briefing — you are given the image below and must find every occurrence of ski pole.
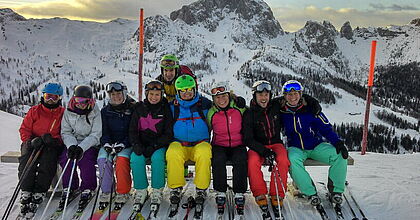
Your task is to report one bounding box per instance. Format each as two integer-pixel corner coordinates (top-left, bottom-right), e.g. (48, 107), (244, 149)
(39, 158), (71, 220)
(89, 150), (110, 219)
(2, 147), (42, 220)
(270, 162), (283, 219)
(108, 147), (117, 219)
(273, 160), (295, 220)
(62, 158), (77, 220)
(343, 193), (359, 220)
(346, 181), (368, 220)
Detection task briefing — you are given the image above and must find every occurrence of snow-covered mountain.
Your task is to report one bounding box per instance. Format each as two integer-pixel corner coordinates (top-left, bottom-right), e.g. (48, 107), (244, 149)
(0, 0), (419, 152)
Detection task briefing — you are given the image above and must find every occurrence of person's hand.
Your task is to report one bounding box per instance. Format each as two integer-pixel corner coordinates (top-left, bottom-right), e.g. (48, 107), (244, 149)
(31, 137), (44, 151)
(103, 143), (113, 154)
(262, 148), (276, 165)
(41, 133), (55, 146)
(67, 145), (83, 160)
(114, 143), (125, 154)
(335, 141), (349, 159)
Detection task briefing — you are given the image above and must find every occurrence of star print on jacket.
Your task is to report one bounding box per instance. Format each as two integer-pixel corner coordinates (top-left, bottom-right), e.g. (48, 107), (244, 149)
(139, 113), (162, 133)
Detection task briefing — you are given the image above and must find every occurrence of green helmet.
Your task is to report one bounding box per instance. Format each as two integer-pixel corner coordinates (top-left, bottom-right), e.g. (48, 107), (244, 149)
(175, 75), (196, 91)
(160, 54), (180, 70)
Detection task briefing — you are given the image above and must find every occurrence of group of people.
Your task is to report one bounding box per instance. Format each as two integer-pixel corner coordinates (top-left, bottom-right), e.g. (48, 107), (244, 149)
(17, 53), (349, 216)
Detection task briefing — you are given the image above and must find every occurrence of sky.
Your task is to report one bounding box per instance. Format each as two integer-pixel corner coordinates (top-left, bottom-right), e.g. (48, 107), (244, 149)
(1, 0), (420, 32)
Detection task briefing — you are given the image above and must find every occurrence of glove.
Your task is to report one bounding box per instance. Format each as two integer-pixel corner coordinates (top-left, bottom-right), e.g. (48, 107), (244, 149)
(143, 146), (156, 158)
(262, 148), (276, 165)
(103, 143), (113, 154)
(335, 141), (349, 159)
(41, 133), (56, 147)
(114, 143), (125, 154)
(67, 145), (83, 160)
(21, 140), (32, 155)
(235, 96), (246, 108)
(303, 94), (322, 115)
(31, 137), (44, 151)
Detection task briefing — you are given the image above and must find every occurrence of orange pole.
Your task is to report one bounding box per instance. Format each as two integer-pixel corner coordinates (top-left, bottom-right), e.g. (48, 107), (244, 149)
(361, 40), (377, 155)
(138, 8), (144, 101)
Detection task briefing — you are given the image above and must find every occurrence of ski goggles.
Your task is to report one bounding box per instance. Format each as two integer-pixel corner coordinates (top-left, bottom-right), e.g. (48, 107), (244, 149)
(179, 88), (194, 93)
(283, 82), (302, 93)
(43, 93), (61, 102)
(160, 60), (177, 69)
(106, 82), (125, 93)
(73, 97), (94, 108)
(146, 81), (163, 91)
(210, 86), (228, 96)
(254, 82), (272, 92)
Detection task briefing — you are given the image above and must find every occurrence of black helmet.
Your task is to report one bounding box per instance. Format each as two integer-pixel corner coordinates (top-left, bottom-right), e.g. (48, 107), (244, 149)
(73, 85), (93, 98)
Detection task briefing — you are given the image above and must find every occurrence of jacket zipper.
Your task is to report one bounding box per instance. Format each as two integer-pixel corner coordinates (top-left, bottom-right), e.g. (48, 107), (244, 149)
(224, 111), (232, 147)
(293, 114), (304, 150)
(264, 111), (272, 145)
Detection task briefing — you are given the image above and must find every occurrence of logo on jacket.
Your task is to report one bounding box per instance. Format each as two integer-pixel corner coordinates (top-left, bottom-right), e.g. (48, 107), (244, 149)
(140, 113), (162, 133)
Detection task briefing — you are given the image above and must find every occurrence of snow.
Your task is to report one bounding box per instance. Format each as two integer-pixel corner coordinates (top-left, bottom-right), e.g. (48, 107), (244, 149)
(1, 110), (420, 219)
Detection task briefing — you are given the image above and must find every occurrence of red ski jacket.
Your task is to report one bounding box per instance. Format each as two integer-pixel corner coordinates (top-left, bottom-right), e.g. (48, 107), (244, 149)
(19, 104), (65, 143)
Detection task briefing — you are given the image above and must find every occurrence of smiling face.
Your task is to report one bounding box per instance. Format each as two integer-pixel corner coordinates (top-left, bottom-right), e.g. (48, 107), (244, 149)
(285, 91), (302, 106)
(255, 91), (270, 108)
(147, 90), (162, 104)
(163, 68), (176, 82)
(109, 91), (124, 105)
(214, 93), (230, 109)
(179, 88), (195, 101)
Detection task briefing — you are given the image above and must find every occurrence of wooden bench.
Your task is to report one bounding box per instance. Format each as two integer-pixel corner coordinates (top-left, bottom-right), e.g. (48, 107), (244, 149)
(2, 151), (354, 166)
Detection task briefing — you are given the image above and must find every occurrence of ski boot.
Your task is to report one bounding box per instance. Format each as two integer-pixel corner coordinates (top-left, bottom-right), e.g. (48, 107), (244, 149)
(168, 187), (183, 218)
(234, 193), (245, 216)
(271, 195), (283, 220)
(133, 188), (148, 211)
(98, 192), (111, 210)
(330, 192), (343, 204)
(149, 188), (163, 215)
(18, 191), (32, 217)
(193, 188), (207, 219)
(308, 194), (321, 206)
(77, 189), (93, 211)
(256, 195), (272, 220)
(114, 193), (129, 210)
(58, 188), (74, 211)
(215, 191), (226, 217)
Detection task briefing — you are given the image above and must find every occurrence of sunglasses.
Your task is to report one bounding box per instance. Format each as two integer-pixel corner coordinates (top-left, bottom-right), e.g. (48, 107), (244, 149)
(283, 83), (302, 93)
(43, 93), (60, 102)
(161, 60), (177, 68)
(210, 86), (228, 96)
(254, 82), (272, 92)
(179, 88), (194, 93)
(106, 82), (125, 93)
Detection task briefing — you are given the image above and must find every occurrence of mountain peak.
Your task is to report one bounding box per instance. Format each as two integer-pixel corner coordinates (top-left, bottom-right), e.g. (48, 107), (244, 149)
(0, 8), (26, 23)
(340, 21), (353, 40)
(410, 18), (420, 26)
(169, 0), (282, 38)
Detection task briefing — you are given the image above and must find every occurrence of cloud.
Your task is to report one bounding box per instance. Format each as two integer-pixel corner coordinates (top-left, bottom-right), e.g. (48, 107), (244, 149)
(369, 3), (419, 11)
(11, 0), (196, 21)
(272, 5), (420, 32)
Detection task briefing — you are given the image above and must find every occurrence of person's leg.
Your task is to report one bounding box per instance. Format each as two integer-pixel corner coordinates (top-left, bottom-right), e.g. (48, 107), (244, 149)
(115, 148), (132, 194)
(211, 145), (228, 192)
(59, 148), (79, 190)
(230, 147), (248, 194)
(166, 142), (188, 189)
(78, 147), (98, 191)
(18, 146), (36, 192)
(247, 150), (267, 197)
(97, 148), (113, 193)
(268, 143), (290, 198)
(288, 147), (316, 196)
(309, 142), (347, 193)
(150, 148), (166, 189)
(191, 142), (212, 190)
(34, 145), (61, 193)
(130, 152), (148, 190)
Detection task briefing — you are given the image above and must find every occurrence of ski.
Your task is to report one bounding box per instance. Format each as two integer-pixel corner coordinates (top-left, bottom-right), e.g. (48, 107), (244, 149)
(345, 182), (368, 220)
(146, 203), (160, 220)
(343, 193), (359, 220)
(226, 188), (235, 220)
(128, 200), (148, 220)
(107, 202), (127, 220)
(288, 182), (328, 220)
(167, 181), (192, 219)
(182, 196), (196, 219)
(315, 204), (329, 220)
(259, 204), (272, 220)
(90, 199), (115, 220)
(318, 182), (343, 219)
(48, 190), (81, 220)
(71, 192), (96, 220)
(272, 205), (284, 220)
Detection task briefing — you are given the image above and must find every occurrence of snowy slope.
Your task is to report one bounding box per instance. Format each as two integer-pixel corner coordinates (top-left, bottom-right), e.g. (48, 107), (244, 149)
(0, 110), (420, 219)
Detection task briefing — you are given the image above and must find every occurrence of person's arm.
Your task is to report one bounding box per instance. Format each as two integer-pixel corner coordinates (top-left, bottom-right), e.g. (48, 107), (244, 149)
(303, 94), (322, 115)
(155, 102), (174, 148)
(60, 111), (78, 148)
(129, 104), (144, 155)
(78, 107), (102, 151)
(242, 109), (268, 156)
(19, 107), (35, 142)
(100, 107), (111, 146)
(313, 112), (341, 145)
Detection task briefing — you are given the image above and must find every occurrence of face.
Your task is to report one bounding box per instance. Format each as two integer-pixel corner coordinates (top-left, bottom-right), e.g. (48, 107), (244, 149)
(285, 91), (302, 106)
(109, 91), (124, 105)
(255, 91), (270, 108)
(214, 93), (230, 108)
(147, 90), (162, 104)
(179, 89), (195, 101)
(163, 68), (176, 82)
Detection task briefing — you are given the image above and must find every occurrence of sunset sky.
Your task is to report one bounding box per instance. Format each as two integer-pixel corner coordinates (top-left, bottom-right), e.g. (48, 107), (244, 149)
(1, 0), (419, 31)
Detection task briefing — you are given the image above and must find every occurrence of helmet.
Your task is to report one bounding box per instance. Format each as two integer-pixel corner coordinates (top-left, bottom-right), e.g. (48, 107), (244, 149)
(175, 75), (196, 91)
(106, 80), (128, 101)
(42, 83), (63, 96)
(145, 80), (164, 99)
(73, 85), (93, 98)
(252, 80), (272, 94)
(160, 54), (180, 70)
(210, 81), (230, 96)
(282, 80), (303, 94)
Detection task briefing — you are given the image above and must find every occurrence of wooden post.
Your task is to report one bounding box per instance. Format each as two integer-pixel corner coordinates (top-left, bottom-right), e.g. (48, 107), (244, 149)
(361, 40), (377, 155)
(139, 8), (144, 101)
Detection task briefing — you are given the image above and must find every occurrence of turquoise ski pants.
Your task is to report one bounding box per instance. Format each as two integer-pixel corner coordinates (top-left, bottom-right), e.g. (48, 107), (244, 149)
(288, 142), (347, 196)
(130, 148), (166, 190)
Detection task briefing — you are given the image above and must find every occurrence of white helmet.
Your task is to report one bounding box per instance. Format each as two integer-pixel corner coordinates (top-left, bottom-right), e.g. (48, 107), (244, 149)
(210, 81), (230, 96)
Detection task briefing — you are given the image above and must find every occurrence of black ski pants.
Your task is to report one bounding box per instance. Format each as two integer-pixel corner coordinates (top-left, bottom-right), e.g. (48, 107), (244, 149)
(18, 142), (62, 193)
(211, 145), (248, 193)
